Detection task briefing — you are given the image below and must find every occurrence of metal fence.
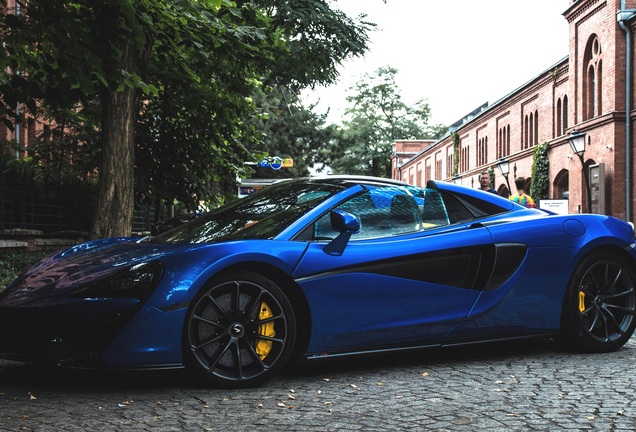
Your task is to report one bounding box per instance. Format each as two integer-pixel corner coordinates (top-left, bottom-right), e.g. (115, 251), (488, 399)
(1, 160), (180, 236)
(0, 161), (95, 234)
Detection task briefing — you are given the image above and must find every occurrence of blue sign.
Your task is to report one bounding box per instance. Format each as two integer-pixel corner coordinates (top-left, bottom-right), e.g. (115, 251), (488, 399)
(259, 156), (284, 170)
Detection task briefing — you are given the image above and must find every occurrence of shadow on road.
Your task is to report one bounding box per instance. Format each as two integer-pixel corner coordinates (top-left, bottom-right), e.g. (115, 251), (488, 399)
(286, 337), (562, 378)
(0, 338), (570, 391)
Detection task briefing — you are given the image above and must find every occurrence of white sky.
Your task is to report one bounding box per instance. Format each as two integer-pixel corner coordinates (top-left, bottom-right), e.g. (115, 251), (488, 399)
(304, 0), (571, 126)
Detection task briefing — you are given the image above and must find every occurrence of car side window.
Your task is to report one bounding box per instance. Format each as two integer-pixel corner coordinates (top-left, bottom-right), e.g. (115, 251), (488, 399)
(313, 185), (451, 240)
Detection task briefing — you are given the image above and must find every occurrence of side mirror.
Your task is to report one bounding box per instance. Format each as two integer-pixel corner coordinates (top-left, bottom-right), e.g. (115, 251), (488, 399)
(323, 209), (360, 256)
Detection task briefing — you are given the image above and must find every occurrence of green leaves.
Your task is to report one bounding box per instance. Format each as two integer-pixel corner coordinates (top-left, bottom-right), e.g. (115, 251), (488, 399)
(2, 0), (375, 234)
(328, 67), (438, 177)
(530, 142), (550, 201)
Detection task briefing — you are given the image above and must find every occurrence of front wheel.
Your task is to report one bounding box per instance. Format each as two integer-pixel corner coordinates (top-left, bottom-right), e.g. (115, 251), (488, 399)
(183, 271), (296, 388)
(561, 251), (636, 352)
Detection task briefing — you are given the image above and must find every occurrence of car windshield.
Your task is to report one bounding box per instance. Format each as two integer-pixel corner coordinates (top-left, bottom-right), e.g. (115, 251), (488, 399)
(149, 180), (343, 244)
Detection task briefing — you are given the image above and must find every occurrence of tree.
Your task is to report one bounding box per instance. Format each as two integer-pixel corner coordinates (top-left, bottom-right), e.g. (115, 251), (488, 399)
(328, 66), (439, 177)
(246, 84), (338, 179)
(0, 0), (373, 238)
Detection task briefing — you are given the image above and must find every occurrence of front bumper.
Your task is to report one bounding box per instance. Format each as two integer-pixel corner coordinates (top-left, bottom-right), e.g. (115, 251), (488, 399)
(0, 298), (141, 366)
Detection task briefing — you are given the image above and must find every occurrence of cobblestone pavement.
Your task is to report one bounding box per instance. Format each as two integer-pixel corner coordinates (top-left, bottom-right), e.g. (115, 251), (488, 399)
(1, 338), (635, 431)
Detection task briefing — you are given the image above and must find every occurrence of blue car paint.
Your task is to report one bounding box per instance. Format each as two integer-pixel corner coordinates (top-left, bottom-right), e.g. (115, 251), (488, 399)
(2, 176), (635, 376)
(101, 302), (186, 366)
(144, 240), (310, 309)
(294, 224), (494, 354)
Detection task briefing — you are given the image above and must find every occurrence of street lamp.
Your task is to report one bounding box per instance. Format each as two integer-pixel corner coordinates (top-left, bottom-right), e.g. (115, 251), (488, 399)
(452, 173), (462, 184)
(496, 158), (511, 192)
(567, 129), (592, 212)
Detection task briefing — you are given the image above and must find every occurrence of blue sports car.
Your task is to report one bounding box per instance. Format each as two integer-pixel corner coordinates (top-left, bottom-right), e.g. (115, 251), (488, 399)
(1, 176), (635, 388)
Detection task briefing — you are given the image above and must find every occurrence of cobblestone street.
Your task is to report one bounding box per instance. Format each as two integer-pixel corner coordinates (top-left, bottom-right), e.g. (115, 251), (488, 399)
(1, 338), (635, 431)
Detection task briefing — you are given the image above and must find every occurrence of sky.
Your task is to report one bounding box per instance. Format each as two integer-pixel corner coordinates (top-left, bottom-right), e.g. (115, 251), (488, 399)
(303, 0), (571, 127)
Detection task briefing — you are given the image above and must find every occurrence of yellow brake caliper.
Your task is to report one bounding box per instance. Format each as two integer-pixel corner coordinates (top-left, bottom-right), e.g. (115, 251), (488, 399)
(578, 291), (586, 313)
(255, 302), (275, 360)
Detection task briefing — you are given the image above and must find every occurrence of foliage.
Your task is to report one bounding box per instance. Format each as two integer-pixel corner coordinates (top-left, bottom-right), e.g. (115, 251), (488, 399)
(0, 0), (374, 237)
(452, 131), (459, 176)
(0, 251), (50, 292)
(530, 142), (550, 200)
(487, 166), (495, 189)
(247, 85), (338, 178)
(327, 66), (437, 177)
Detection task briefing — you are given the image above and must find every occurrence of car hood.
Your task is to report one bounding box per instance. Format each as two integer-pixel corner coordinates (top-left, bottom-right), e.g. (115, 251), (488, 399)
(0, 238), (182, 306)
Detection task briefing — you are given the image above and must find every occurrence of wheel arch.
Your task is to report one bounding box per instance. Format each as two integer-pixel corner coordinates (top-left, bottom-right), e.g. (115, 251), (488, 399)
(562, 244), (636, 306)
(207, 261), (312, 363)
(559, 244), (636, 352)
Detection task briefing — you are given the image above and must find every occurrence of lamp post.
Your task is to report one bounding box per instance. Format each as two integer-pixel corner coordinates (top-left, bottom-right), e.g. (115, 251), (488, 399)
(567, 129), (592, 212)
(496, 158), (511, 192)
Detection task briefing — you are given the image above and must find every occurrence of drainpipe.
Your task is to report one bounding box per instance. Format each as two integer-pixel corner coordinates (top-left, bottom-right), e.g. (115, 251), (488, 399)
(618, 3), (636, 222)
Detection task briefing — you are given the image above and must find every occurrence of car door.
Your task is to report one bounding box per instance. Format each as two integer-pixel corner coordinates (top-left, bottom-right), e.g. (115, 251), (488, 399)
(292, 184), (496, 356)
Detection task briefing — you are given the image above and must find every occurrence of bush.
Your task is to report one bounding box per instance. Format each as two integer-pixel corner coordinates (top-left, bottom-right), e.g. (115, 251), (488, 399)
(0, 251), (50, 292)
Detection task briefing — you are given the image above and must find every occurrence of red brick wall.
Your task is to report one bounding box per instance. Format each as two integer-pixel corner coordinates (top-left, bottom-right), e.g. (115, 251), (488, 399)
(396, 0), (636, 220)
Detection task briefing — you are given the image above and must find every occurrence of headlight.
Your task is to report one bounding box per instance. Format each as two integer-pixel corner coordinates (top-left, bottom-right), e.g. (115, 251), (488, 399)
(71, 261), (163, 299)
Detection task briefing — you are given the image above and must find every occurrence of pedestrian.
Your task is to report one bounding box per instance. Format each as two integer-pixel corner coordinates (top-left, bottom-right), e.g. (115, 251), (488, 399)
(478, 171), (498, 194)
(510, 177), (536, 208)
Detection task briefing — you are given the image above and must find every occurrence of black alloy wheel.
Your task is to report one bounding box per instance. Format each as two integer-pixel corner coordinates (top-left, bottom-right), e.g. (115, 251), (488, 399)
(184, 271), (296, 388)
(561, 251), (636, 352)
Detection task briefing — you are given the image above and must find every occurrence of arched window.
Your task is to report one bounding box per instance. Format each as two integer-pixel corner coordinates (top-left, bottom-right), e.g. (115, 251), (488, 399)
(498, 129), (502, 158)
(507, 125), (510, 155)
(534, 110), (539, 145)
(529, 113), (534, 147)
(554, 169), (569, 200)
(557, 99), (562, 137)
(563, 96), (569, 130)
(583, 35), (602, 120)
(587, 66), (596, 119)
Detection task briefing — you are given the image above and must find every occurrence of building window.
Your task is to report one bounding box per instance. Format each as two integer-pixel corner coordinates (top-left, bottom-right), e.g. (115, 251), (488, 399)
(506, 125), (510, 155)
(584, 35), (603, 120)
(534, 110), (539, 145)
(587, 67), (596, 119)
(557, 99), (562, 136)
(477, 136), (487, 167)
(446, 146), (453, 178)
(563, 96), (568, 130)
(554, 169), (569, 200)
(435, 152), (442, 180)
(460, 143), (469, 173)
(498, 125), (510, 158)
(424, 160), (430, 185)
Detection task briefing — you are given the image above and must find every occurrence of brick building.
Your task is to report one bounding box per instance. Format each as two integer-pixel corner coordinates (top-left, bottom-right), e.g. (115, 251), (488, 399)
(392, 0), (636, 221)
(0, 0), (56, 159)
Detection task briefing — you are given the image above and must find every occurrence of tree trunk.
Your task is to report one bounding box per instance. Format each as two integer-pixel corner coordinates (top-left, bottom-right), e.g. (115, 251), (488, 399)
(90, 42), (138, 239)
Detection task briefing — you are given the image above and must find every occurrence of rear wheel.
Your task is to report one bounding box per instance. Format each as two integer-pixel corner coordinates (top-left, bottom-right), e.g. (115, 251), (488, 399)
(183, 271), (296, 388)
(561, 251), (636, 352)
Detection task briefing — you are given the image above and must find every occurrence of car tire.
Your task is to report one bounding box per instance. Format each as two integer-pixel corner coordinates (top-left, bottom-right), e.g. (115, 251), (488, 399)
(560, 251), (636, 353)
(183, 271), (296, 388)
